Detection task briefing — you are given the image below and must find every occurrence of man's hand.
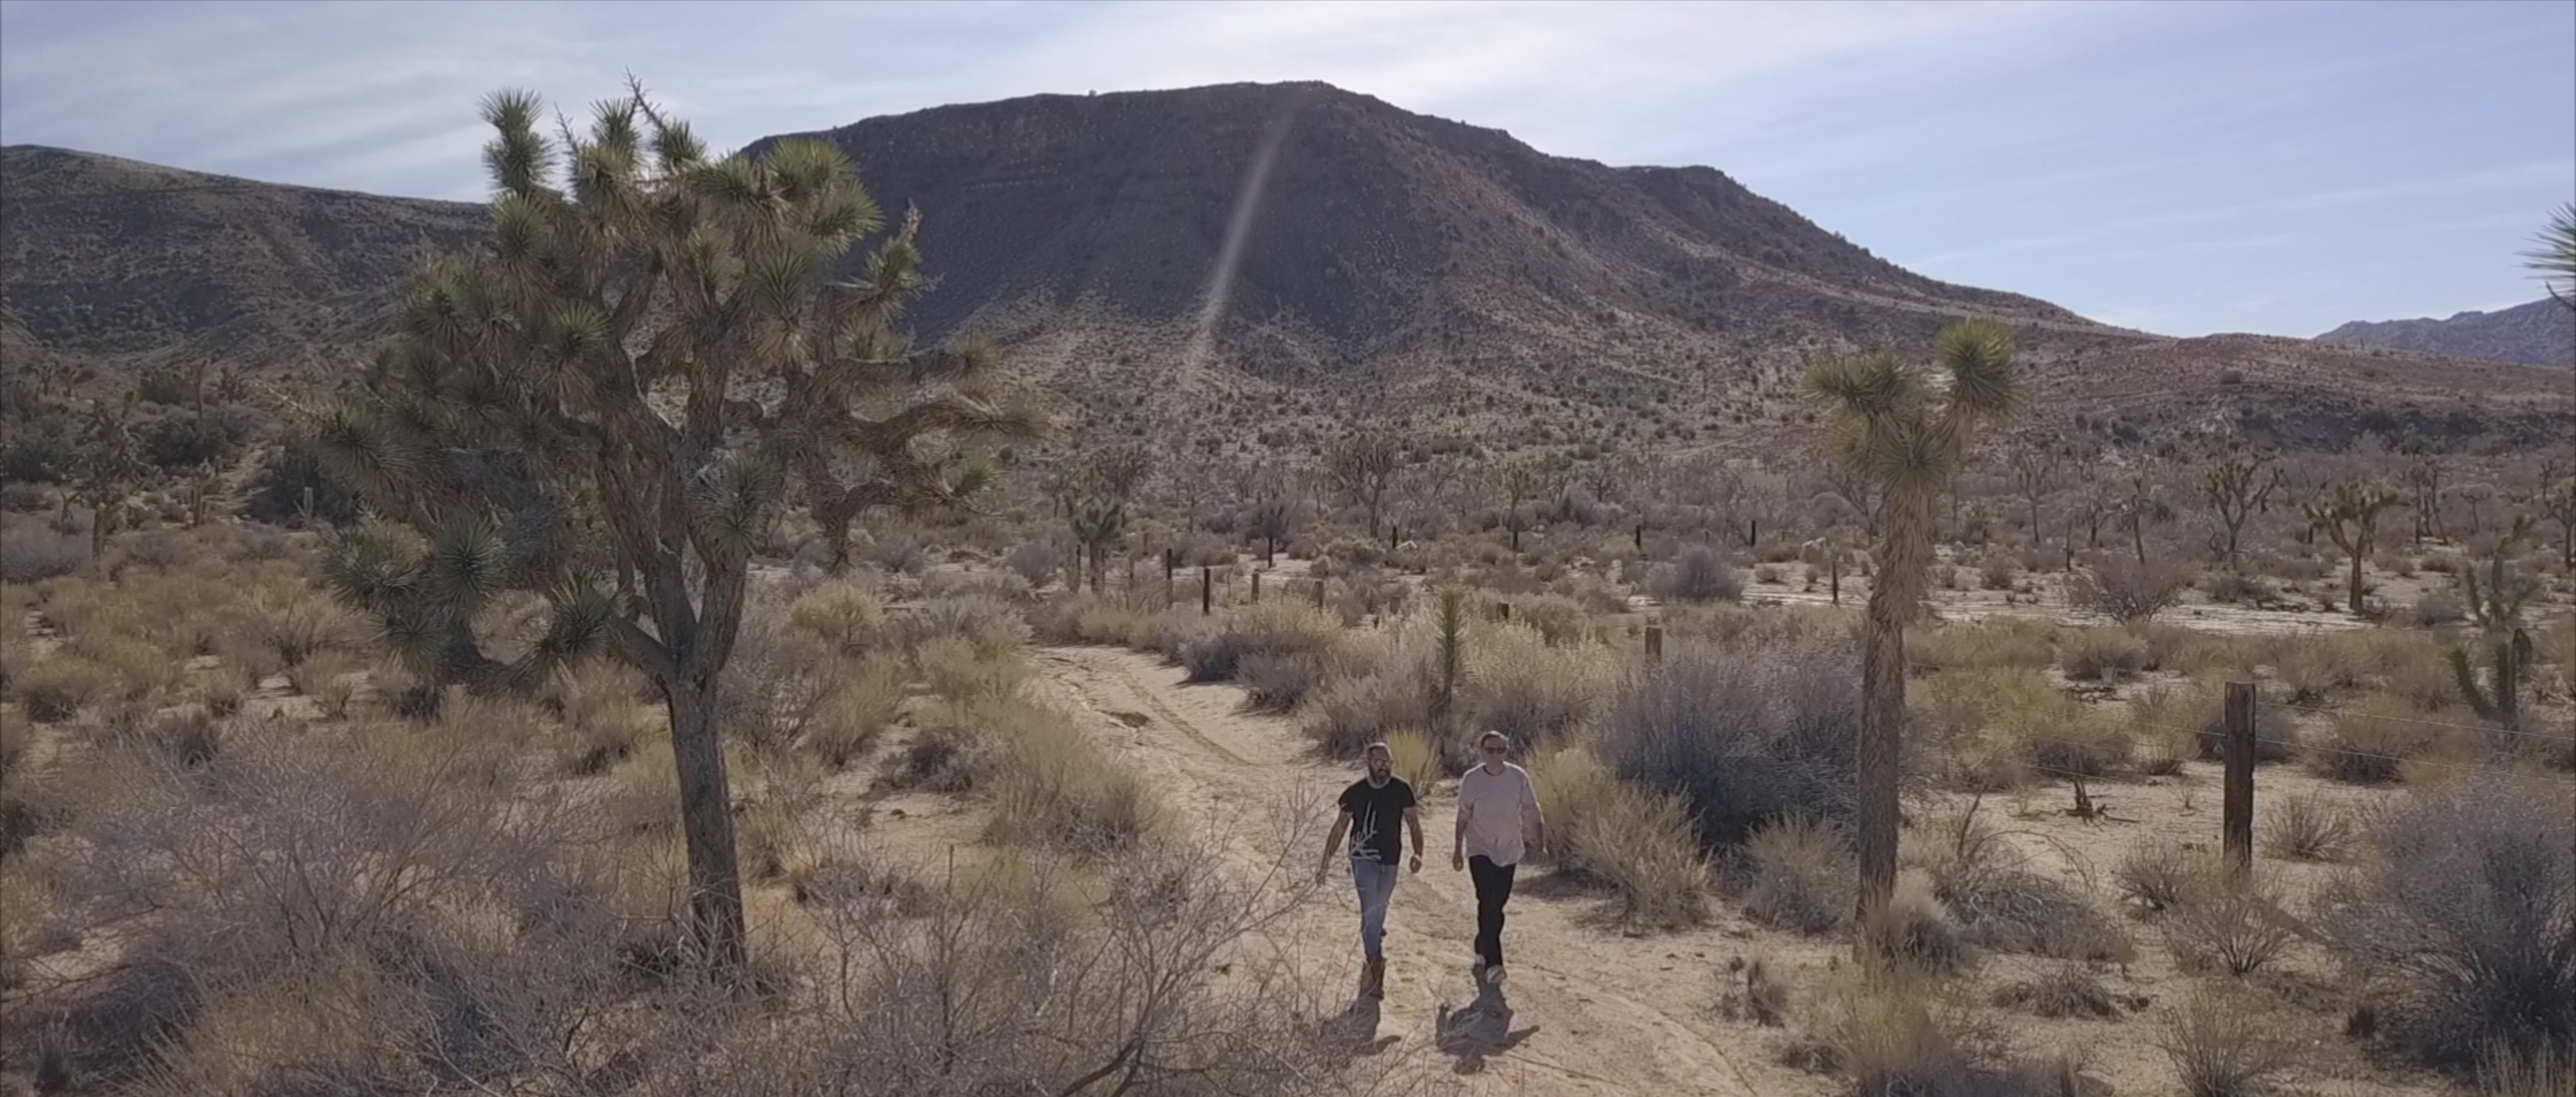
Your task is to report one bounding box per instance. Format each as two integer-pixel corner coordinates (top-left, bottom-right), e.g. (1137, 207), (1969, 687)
(1408, 853), (1422, 875)
(1452, 850), (1466, 872)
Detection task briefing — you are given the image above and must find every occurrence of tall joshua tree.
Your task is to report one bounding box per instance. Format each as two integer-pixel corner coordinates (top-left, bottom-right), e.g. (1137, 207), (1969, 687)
(2306, 479), (2400, 616)
(1807, 319), (2021, 947)
(312, 86), (1044, 967)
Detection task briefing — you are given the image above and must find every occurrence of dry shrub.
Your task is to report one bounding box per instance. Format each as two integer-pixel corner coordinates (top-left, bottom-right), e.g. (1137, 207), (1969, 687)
(0, 527), (86, 584)
(1717, 953), (1790, 1027)
(2272, 633), (2373, 703)
(803, 656), (903, 769)
(1466, 623), (1617, 751)
(17, 655), (111, 723)
(2071, 554), (2191, 623)
(2307, 695), (2455, 784)
(919, 635), (1029, 703)
(899, 594), (1029, 660)
(980, 699), (1161, 855)
(785, 582), (892, 658)
(1909, 618), (2056, 674)
(553, 660), (659, 776)
(1785, 963), (2038, 1096)
(1176, 603), (1338, 683)
(2318, 780), (2576, 1071)
(2135, 680), (2297, 763)
(2202, 569), (2276, 606)
(1527, 747), (1711, 930)
(1605, 640), (1858, 851)
(2159, 989), (2294, 1097)
(1937, 864), (2131, 963)
(1303, 657), (1431, 761)
(2060, 627), (2147, 681)
(2263, 793), (2353, 861)
(1027, 593), (1164, 648)
(1007, 540), (1065, 588)
(1739, 815), (1855, 935)
(1867, 870), (1974, 975)
(1648, 544), (1742, 604)
(2480, 1045), (2574, 1097)
(1927, 670), (2129, 787)
(1993, 963), (2132, 1020)
(1237, 651), (1321, 712)
(1512, 593), (1594, 646)
(2165, 878), (2297, 976)
(2115, 840), (2209, 912)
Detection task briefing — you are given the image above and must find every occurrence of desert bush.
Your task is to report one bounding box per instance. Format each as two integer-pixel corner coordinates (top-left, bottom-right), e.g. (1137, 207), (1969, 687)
(0, 527), (85, 584)
(786, 583), (892, 659)
(1753, 562), (1784, 585)
(2071, 553), (2191, 623)
(555, 661), (659, 775)
(2318, 781), (2576, 1071)
(1647, 545), (1742, 604)
(2264, 793), (2353, 861)
(1978, 545), (2018, 591)
(919, 635), (1029, 703)
(2306, 695), (2453, 784)
(2136, 680), (2298, 763)
(1786, 965), (2037, 1096)
(1528, 747), (1711, 930)
(1908, 618), (2056, 673)
(1512, 593), (1593, 646)
(1992, 963), (2130, 1019)
(803, 657), (903, 769)
(17, 655), (111, 723)
(121, 529), (192, 570)
(1738, 815), (1856, 935)
(2115, 841), (2207, 912)
(1937, 864), (2131, 963)
(1867, 870), (1974, 974)
(2060, 626), (2147, 681)
(2201, 569), (2276, 605)
(1383, 728), (1441, 791)
(1304, 658), (1432, 761)
(980, 700), (1161, 855)
(2166, 879), (2296, 976)
(1008, 540), (1066, 588)
(2409, 589), (2467, 628)
(1466, 623), (1616, 751)
(2272, 634), (2372, 703)
(2159, 989), (2294, 1097)
(1606, 640), (1858, 852)
(901, 594), (1030, 659)
(1176, 603), (1338, 683)
(1237, 651), (1321, 712)
(1923, 669), (2128, 787)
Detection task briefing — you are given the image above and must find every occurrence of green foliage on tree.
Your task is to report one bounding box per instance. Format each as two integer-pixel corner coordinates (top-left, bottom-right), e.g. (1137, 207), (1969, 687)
(310, 84), (1043, 967)
(2305, 479), (2401, 616)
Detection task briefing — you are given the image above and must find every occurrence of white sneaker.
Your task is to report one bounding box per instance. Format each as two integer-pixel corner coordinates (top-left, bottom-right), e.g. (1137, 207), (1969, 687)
(1486, 965), (1507, 986)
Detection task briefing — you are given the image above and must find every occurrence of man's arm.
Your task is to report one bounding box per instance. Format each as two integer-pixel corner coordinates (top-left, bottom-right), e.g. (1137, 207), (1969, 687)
(1316, 813), (1351, 884)
(1452, 791), (1471, 870)
(1521, 771), (1548, 857)
(1404, 806), (1426, 872)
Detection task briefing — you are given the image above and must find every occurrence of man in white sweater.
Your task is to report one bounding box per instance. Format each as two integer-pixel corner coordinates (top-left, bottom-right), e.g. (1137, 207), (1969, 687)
(1451, 729), (1546, 985)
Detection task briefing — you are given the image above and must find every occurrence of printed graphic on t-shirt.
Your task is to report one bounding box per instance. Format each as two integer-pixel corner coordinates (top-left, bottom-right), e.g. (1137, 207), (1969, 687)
(1339, 776), (1416, 864)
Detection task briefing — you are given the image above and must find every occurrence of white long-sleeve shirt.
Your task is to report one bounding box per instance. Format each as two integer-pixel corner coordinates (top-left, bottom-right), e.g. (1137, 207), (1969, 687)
(1457, 762), (1541, 867)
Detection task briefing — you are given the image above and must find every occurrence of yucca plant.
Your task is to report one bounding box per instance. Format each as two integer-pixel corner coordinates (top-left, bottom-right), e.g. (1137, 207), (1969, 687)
(2448, 517), (2540, 726)
(310, 83), (1044, 967)
(1806, 319), (2022, 947)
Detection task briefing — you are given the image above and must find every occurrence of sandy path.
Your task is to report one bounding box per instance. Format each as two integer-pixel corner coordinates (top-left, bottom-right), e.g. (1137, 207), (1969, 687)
(1028, 645), (1827, 1097)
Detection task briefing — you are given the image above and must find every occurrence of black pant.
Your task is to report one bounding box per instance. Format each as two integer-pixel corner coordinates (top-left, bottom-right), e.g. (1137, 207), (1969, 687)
(1468, 855), (1516, 968)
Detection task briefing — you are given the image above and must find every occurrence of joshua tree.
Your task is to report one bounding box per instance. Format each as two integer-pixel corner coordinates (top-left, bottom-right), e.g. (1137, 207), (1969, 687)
(312, 87), (1042, 968)
(1489, 457), (1548, 552)
(2529, 460), (2576, 570)
(2200, 439), (2281, 567)
(2002, 431), (2062, 557)
(2527, 201), (2576, 311)
(1806, 318), (2021, 947)
(1050, 442), (1151, 592)
(73, 399), (142, 566)
(1326, 430), (1403, 538)
(2306, 479), (2401, 616)
(2449, 517), (2540, 726)
(2399, 443), (2447, 545)
(2112, 466), (2175, 567)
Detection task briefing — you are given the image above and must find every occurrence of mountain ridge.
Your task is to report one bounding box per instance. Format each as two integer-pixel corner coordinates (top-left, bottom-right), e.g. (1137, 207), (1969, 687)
(2316, 298), (2573, 369)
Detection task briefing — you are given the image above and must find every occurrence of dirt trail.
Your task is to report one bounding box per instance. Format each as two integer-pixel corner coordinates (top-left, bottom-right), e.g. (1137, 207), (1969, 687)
(1027, 645), (1827, 1097)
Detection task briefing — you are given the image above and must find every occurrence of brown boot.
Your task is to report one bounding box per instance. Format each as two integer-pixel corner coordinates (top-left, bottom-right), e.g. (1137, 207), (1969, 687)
(1361, 958), (1386, 999)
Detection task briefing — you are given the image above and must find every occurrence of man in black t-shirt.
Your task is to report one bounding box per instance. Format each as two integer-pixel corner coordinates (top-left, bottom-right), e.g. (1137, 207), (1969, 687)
(1316, 741), (1423, 999)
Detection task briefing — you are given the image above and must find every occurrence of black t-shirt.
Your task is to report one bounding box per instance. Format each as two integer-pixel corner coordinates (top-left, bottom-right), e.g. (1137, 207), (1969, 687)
(1338, 776), (1417, 864)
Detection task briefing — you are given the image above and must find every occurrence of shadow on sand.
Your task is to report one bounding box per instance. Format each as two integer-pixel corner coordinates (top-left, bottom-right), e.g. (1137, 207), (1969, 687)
(1435, 977), (1537, 1074)
(1321, 993), (1400, 1057)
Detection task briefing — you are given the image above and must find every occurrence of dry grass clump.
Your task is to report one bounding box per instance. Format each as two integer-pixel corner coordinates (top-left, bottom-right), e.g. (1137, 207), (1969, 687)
(1992, 963), (2134, 1020)
(2131, 680), (2299, 764)
(15, 654), (113, 724)
(1175, 602), (1339, 684)
(2060, 626), (2147, 681)
(1236, 651), (1321, 712)
(1908, 618), (2057, 674)
(2263, 793), (2354, 861)
(2306, 694), (2458, 784)
(1782, 963), (2068, 1096)
(2271, 633), (2376, 703)
(2318, 780), (2575, 1072)
(2115, 840), (2211, 912)
(978, 698), (1161, 856)
(899, 594), (1030, 660)
(1382, 728), (1441, 792)
(2165, 878), (2298, 976)
(2159, 989), (2295, 1097)
(1738, 815), (1856, 935)
(784, 582), (892, 658)
(920, 634), (1030, 703)
(1026, 593), (1175, 649)
(551, 659), (662, 775)
(802, 656), (903, 768)
(1303, 631), (1433, 760)
(1923, 669), (2129, 789)
(1527, 746), (1711, 930)
(1647, 544), (1741, 604)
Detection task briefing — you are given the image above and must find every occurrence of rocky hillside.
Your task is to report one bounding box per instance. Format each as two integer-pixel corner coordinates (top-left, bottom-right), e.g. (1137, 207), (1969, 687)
(3, 82), (2565, 459)
(2317, 299), (2574, 369)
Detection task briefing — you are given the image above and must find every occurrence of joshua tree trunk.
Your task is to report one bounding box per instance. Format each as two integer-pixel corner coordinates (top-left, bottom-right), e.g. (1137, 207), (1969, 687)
(2347, 552), (2367, 615)
(663, 679), (746, 967)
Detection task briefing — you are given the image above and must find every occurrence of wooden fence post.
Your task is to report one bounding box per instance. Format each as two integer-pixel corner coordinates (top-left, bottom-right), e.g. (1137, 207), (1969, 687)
(2223, 681), (2256, 878)
(1251, 571), (1261, 604)
(1644, 623), (1663, 664)
(1313, 577), (1327, 610)
(1495, 601), (1511, 623)
(1829, 553), (1841, 606)
(1200, 566), (1212, 616)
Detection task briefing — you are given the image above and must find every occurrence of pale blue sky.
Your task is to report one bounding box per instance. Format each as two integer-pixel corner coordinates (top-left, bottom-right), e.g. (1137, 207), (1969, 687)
(2, 0), (2569, 338)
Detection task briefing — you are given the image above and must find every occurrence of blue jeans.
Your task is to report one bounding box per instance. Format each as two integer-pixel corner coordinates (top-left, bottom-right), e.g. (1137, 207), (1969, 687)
(1350, 858), (1400, 960)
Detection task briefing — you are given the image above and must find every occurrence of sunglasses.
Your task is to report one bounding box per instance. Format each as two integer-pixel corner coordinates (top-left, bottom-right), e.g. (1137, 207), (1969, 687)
(1481, 745), (1506, 753)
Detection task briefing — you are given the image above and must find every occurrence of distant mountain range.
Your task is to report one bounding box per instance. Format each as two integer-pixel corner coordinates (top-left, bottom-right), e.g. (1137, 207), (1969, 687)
(4, 81), (2566, 457)
(2316, 299), (2573, 369)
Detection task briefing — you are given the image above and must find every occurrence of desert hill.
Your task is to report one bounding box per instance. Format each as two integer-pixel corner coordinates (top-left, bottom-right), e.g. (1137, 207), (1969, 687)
(2317, 298), (2574, 369)
(3, 82), (2564, 458)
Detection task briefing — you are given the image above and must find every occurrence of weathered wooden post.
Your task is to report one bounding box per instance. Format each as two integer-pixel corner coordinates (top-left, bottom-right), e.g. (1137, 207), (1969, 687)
(1201, 566), (1213, 616)
(1314, 577), (1327, 610)
(1251, 570), (1261, 604)
(1644, 623), (1664, 664)
(1829, 552), (1841, 606)
(2223, 681), (2257, 879)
